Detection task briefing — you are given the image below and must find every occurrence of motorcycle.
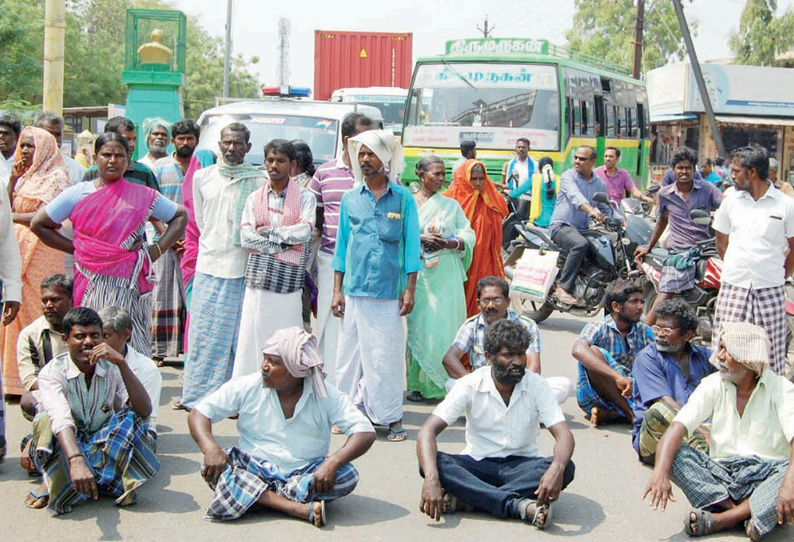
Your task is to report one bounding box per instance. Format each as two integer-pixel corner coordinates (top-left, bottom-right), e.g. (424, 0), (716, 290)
(504, 192), (652, 323)
(636, 209), (722, 342)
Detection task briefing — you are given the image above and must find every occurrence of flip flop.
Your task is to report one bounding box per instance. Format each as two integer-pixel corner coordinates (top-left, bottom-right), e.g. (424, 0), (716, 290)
(522, 500), (552, 530)
(406, 391), (425, 402)
(170, 398), (191, 411)
(745, 518), (762, 542)
(684, 508), (715, 537)
(308, 500), (326, 528)
(24, 488), (49, 509)
(387, 427), (407, 442)
(331, 425), (344, 435)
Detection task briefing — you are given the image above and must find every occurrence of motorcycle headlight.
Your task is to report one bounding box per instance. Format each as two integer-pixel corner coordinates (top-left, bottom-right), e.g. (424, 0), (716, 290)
(622, 237), (631, 246)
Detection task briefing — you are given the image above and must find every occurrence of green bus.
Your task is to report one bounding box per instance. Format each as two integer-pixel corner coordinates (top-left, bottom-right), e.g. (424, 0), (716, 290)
(401, 38), (651, 188)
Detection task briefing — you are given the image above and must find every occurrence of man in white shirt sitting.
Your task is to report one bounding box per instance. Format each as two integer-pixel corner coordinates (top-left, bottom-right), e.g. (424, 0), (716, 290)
(188, 327), (376, 527)
(417, 319), (576, 530)
(98, 306), (162, 438)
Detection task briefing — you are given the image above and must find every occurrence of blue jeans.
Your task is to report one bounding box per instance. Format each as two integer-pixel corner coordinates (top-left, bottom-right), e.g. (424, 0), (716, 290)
(429, 452), (575, 519)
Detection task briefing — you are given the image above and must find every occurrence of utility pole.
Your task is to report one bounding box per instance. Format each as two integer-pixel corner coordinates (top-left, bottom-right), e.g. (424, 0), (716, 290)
(477, 15), (493, 38)
(222, 0), (233, 98)
(672, 0), (727, 157)
(43, 0), (65, 115)
(632, 0), (645, 79)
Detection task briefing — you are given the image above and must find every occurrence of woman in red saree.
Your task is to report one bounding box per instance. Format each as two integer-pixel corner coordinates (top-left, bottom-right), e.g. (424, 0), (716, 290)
(31, 133), (188, 356)
(1, 127), (69, 395)
(444, 159), (509, 316)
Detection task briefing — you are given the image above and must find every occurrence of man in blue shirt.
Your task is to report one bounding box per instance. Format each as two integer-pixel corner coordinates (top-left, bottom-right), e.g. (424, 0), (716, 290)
(332, 130), (421, 442)
(548, 146), (611, 305)
(631, 299), (715, 465)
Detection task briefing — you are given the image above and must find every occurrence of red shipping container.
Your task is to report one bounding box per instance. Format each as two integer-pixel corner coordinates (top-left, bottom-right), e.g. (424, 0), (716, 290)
(314, 30), (413, 101)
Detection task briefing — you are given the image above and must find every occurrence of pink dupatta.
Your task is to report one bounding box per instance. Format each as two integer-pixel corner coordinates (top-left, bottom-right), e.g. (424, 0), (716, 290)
(70, 178), (158, 305)
(180, 155), (202, 286)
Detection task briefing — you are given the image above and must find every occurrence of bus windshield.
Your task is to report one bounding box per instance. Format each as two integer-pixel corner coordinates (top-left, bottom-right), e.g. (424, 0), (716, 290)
(403, 62), (560, 151)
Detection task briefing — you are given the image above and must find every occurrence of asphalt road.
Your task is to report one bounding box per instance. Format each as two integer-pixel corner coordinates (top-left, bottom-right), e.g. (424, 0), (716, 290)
(0, 312), (791, 541)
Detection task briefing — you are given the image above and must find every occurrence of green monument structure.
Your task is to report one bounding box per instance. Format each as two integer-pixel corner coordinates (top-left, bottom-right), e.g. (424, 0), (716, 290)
(121, 9), (187, 160)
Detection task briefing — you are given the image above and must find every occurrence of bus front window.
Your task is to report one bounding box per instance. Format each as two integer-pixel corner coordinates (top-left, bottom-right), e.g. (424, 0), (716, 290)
(403, 62), (560, 151)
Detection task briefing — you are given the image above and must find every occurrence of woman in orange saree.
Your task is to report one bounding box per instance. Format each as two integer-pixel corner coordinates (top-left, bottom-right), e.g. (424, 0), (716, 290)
(443, 159), (509, 316)
(1, 127), (69, 395)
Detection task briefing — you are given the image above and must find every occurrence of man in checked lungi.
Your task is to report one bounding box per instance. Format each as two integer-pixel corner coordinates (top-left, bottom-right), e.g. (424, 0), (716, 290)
(713, 145), (794, 377)
(634, 146), (722, 326)
(644, 323), (794, 539)
(188, 327), (375, 527)
(22, 307), (158, 514)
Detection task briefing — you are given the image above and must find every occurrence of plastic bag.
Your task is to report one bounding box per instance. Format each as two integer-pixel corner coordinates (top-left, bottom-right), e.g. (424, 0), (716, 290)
(512, 249), (559, 301)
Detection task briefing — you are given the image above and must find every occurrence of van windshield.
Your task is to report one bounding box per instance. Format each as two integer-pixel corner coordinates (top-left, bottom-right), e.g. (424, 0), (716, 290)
(403, 62), (560, 151)
(198, 114), (339, 165)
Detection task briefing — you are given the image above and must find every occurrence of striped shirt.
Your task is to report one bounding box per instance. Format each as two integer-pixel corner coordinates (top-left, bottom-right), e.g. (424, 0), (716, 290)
(37, 353), (128, 436)
(309, 158), (354, 255)
(452, 310), (542, 370)
(240, 182), (316, 293)
(152, 154), (186, 205)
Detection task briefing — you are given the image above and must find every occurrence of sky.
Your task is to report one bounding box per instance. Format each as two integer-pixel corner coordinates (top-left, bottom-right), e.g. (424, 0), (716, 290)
(171, 0), (794, 91)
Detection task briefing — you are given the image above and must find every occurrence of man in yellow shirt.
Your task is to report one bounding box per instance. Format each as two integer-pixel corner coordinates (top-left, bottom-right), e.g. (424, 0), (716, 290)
(643, 322), (794, 539)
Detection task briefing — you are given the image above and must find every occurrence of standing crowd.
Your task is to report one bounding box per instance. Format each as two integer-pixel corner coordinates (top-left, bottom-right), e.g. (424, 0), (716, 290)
(0, 109), (792, 538)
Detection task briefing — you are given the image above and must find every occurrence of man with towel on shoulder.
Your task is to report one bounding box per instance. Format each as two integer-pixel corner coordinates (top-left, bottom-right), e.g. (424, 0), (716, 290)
(331, 130), (421, 442)
(188, 327), (376, 527)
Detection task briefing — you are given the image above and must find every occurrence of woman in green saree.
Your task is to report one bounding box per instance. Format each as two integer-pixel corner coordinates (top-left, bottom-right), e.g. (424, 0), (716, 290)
(406, 156), (475, 401)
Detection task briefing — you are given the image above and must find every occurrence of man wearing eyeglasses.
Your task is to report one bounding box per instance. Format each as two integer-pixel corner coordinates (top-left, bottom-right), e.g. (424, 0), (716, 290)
(548, 146), (611, 305)
(630, 299), (715, 466)
(442, 276), (573, 404)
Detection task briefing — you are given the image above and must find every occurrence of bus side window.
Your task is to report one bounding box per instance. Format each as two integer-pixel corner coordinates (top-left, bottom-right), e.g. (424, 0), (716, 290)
(606, 104), (616, 137)
(566, 97), (574, 136)
(637, 104), (646, 139)
(573, 100), (582, 136)
(594, 96), (604, 136)
(618, 107), (628, 138)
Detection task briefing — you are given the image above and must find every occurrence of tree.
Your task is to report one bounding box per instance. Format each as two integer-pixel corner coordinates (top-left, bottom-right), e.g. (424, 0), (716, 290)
(0, 0), (261, 118)
(566, 0), (690, 74)
(729, 0), (794, 65)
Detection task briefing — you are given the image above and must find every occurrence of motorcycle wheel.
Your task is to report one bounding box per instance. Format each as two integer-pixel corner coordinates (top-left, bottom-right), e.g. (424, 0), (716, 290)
(511, 296), (554, 323)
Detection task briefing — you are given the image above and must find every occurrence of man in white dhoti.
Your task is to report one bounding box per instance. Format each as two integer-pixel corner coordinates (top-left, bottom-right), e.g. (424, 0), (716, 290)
(309, 113), (374, 384)
(233, 140), (316, 378)
(331, 130), (421, 441)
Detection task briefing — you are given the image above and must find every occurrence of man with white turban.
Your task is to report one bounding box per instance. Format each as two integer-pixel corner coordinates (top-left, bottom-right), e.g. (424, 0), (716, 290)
(331, 130), (421, 442)
(139, 117), (172, 170)
(644, 322), (794, 539)
(188, 327), (375, 527)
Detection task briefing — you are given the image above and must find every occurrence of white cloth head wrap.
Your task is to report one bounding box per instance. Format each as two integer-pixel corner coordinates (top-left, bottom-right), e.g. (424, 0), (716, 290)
(709, 322), (771, 375)
(263, 327), (328, 398)
(348, 129), (404, 185)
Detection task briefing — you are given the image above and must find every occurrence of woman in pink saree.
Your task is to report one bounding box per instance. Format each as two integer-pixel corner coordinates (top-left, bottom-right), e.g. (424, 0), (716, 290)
(0, 126), (69, 395)
(31, 132), (188, 356)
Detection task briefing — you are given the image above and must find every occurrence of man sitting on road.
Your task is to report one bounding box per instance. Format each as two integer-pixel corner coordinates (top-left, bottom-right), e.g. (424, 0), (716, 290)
(631, 299), (715, 465)
(442, 276), (572, 404)
(572, 279), (654, 425)
(18, 275), (73, 419)
(98, 307), (162, 438)
(418, 319), (576, 530)
(635, 147), (722, 325)
(644, 322), (794, 540)
(548, 145), (611, 305)
(188, 327), (376, 527)
(22, 308), (158, 514)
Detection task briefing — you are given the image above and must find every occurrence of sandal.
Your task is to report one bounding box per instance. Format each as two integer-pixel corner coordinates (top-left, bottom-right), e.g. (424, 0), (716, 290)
(331, 425), (344, 435)
(24, 487), (49, 509)
(171, 398), (190, 411)
(521, 500), (552, 530)
(153, 357), (165, 368)
(684, 509), (715, 537)
(386, 427), (407, 442)
(745, 518), (762, 542)
(307, 500), (326, 528)
(406, 391), (425, 402)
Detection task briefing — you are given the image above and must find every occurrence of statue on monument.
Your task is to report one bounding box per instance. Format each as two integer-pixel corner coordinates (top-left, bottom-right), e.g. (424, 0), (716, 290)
(137, 29), (172, 65)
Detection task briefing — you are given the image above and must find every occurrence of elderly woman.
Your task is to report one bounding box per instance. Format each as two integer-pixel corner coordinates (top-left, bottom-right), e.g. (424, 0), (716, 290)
(1, 126), (69, 396)
(406, 156), (475, 401)
(444, 159), (509, 316)
(31, 132), (188, 357)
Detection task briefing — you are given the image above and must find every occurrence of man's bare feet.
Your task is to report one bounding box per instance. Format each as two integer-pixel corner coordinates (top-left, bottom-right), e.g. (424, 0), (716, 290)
(589, 407), (622, 426)
(20, 438), (36, 473)
(308, 501), (325, 527)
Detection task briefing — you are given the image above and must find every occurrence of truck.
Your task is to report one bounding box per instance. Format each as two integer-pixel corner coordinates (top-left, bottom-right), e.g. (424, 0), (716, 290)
(314, 30), (413, 101)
